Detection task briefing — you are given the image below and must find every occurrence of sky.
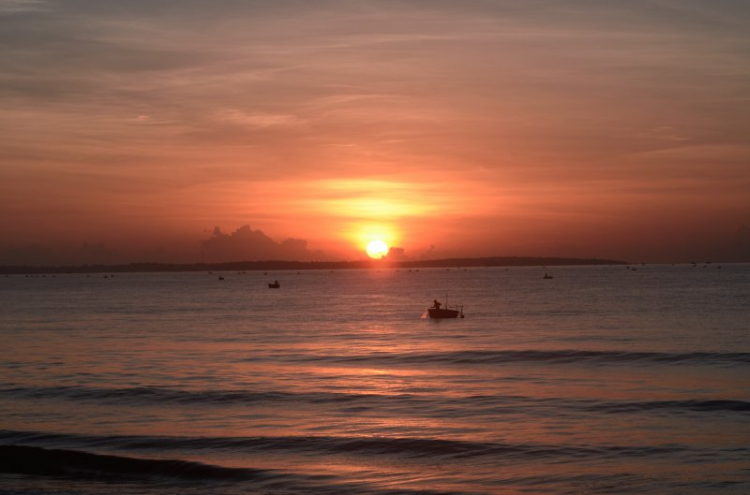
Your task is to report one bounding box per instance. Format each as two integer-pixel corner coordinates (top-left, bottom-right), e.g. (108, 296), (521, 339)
(1, 0), (749, 265)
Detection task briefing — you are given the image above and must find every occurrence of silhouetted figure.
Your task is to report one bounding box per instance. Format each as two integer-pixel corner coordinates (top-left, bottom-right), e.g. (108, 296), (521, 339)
(433, 299), (442, 310)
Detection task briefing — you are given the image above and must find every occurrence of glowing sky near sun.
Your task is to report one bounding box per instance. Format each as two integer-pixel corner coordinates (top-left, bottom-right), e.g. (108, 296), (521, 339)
(1, 0), (749, 264)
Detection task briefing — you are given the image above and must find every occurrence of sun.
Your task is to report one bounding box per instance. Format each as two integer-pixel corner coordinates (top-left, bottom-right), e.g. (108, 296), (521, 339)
(366, 239), (389, 259)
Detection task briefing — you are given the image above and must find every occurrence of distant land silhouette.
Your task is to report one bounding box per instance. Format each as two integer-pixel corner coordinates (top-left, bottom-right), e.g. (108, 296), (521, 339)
(0, 256), (626, 275)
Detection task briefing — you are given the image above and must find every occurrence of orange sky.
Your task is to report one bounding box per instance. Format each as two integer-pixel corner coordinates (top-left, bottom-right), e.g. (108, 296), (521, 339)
(1, 1), (749, 264)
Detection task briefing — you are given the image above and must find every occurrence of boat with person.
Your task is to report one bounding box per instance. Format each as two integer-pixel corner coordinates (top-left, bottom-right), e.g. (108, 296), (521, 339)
(427, 297), (464, 319)
(268, 280), (280, 289)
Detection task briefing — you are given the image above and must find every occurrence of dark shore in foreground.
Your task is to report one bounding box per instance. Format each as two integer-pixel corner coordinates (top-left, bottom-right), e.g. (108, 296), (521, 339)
(0, 256), (626, 275)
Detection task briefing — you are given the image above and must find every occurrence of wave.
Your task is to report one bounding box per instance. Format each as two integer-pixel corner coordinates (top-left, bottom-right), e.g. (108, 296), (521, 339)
(584, 399), (750, 414)
(289, 349), (750, 367)
(0, 444), (267, 482)
(1, 444), (685, 495)
(2, 429), (745, 464)
(0, 385), (300, 405)
(0, 444), (465, 495)
(3, 385), (749, 416)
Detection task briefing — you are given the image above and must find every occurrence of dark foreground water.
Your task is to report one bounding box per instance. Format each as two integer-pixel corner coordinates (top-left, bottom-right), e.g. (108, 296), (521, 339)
(1, 264), (748, 494)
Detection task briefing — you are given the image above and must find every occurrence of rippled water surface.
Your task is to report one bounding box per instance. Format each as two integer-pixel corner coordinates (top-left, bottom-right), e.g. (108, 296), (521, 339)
(1, 265), (749, 494)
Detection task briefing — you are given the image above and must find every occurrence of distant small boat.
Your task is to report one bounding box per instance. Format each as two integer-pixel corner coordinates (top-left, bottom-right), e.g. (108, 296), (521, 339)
(543, 273), (553, 279)
(268, 280), (280, 289)
(218, 276), (224, 281)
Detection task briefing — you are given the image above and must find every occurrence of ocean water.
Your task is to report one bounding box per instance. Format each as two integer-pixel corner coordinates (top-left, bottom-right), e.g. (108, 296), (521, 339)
(0, 264), (748, 495)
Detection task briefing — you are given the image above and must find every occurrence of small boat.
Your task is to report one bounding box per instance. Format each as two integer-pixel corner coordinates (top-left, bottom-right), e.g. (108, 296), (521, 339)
(543, 273), (553, 279)
(427, 296), (464, 319)
(428, 306), (463, 319)
(268, 280), (280, 289)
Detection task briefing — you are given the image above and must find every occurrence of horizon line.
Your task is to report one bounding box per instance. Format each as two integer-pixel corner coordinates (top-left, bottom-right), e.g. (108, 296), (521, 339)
(0, 255), (647, 275)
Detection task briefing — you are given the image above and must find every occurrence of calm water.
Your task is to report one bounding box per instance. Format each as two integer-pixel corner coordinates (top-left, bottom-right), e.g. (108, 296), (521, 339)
(1, 265), (748, 495)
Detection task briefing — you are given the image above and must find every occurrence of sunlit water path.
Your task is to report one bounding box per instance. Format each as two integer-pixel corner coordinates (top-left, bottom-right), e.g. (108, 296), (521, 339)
(1, 265), (748, 494)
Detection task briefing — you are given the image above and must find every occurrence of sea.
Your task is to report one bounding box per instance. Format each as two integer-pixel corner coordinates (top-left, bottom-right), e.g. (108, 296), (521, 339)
(0, 264), (748, 495)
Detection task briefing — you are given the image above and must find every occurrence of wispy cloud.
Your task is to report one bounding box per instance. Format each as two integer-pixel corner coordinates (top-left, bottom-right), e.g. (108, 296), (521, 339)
(0, 0), (48, 14)
(214, 109), (305, 128)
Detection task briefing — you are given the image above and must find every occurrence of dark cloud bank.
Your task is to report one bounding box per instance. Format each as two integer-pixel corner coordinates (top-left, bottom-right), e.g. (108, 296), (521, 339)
(200, 226), (324, 263)
(0, 225), (325, 266)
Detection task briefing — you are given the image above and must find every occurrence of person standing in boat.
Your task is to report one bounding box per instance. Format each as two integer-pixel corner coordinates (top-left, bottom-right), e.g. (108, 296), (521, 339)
(433, 299), (442, 310)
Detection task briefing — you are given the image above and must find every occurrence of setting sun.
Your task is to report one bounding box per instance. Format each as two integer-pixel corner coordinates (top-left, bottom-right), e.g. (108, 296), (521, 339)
(366, 239), (389, 259)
